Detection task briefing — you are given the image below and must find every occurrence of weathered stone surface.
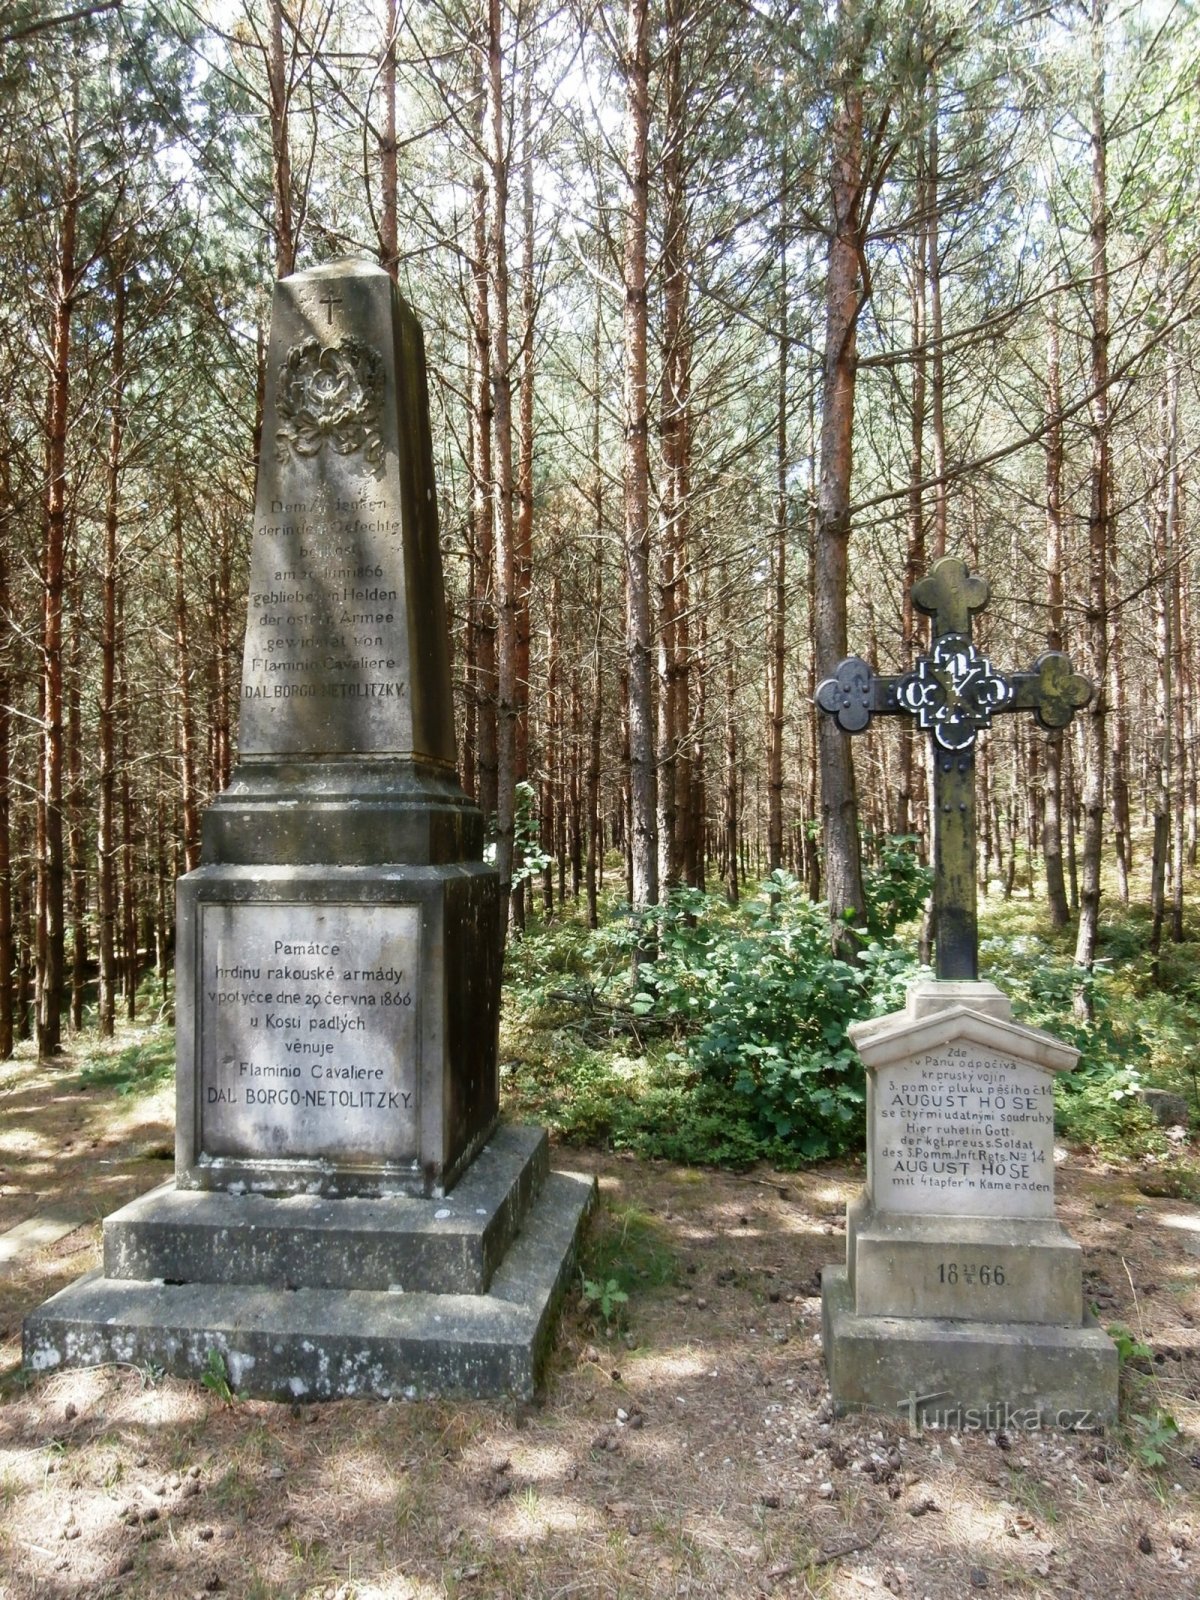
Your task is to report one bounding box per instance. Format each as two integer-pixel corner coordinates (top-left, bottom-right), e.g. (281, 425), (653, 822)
(846, 1198), (1082, 1325)
(1139, 1086), (1191, 1128)
(823, 979), (1117, 1425)
(822, 1266), (1118, 1428)
(176, 862), (499, 1198)
(206, 262), (473, 871)
(26, 1170), (595, 1402)
(23, 259), (583, 1402)
(106, 1125), (548, 1294)
(239, 259), (451, 765)
(853, 983), (1073, 1219)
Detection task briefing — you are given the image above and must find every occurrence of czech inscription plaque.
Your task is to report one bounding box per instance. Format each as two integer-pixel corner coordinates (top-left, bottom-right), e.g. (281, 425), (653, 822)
(200, 902), (420, 1163)
(870, 1043), (1055, 1219)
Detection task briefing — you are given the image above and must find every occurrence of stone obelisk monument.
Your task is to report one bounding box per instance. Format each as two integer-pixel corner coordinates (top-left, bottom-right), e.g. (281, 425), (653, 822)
(25, 260), (593, 1399)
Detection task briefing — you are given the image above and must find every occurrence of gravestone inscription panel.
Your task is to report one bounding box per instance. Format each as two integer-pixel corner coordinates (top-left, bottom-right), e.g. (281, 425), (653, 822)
(869, 1042), (1055, 1218)
(199, 901), (420, 1163)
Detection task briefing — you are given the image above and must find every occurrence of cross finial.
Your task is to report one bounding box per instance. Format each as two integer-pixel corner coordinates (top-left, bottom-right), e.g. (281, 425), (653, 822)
(911, 555), (989, 639)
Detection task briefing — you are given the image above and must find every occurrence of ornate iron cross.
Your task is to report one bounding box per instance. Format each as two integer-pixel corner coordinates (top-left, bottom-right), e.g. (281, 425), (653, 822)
(816, 556), (1092, 981)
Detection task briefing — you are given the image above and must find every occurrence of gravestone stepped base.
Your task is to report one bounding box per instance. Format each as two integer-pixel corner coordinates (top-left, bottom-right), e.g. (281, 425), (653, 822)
(821, 980), (1118, 1430)
(24, 1126), (593, 1400)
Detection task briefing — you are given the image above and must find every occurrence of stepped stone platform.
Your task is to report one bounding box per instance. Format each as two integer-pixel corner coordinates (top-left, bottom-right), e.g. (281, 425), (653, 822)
(25, 1126), (594, 1400)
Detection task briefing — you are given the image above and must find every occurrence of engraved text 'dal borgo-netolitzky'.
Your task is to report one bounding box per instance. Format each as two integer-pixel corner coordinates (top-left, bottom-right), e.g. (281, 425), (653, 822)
(896, 634), (1013, 751)
(275, 337), (385, 476)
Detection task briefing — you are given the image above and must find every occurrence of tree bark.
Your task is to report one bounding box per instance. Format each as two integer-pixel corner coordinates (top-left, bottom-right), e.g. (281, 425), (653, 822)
(485, 0), (517, 940)
(721, 561), (738, 905)
(66, 548), (85, 1031)
(0, 505), (13, 1059)
(767, 158), (788, 880)
(1073, 0), (1110, 1007)
(1043, 291), (1070, 927)
(927, 70), (947, 558)
(513, 73), (536, 931)
(97, 261), (125, 1038)
(816, 35), (868, 943)
(36, 87), (80, 1059)
(622, 0), (658, 916)
(174, 480), (200, 873)
(378, 0), (398, 278)
(1149, 303), (1177, 962)
(470, 102), (497, 818)
(268, 0), (296, 278)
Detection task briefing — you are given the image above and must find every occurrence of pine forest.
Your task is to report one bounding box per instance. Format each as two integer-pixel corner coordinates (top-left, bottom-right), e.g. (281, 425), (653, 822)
(1, 0), (1199, 1090)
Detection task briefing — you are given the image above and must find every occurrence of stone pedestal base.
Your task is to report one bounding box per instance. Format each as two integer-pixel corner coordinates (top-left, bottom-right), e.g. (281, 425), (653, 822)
(24, 1126), (594, 1401)
(846, 1197), (1084, 1325)
(822, 1266), (1118, 1429)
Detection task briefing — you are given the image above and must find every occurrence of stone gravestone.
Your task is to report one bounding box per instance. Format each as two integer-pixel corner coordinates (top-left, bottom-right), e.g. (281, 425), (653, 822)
(25, 259), (594, 1399)
(815, 556), (1117, 1429)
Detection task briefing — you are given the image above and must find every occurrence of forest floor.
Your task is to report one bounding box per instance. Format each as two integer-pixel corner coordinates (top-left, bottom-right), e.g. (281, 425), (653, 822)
(1, 1025), (1199, 1600)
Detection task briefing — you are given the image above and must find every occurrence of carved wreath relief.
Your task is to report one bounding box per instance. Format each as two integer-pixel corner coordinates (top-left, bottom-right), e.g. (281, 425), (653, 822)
(275, 337), (385, 476)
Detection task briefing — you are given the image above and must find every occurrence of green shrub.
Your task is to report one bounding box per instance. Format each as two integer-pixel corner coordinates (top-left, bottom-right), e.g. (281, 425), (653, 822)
(562, 866), (922, 1164)
(862, 834), (931, 940)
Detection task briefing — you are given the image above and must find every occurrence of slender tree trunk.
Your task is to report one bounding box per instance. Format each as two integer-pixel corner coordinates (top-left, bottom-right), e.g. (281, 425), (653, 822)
(378, 0), (398, 277)
(721, 562), (738, 906)
(902, 110), (929, 843)
(1108, 590), (1130, 903)
(689, 562), (707, 891)
(174, 481), (200, 872)
(97, 263), (125, 1038)
(1043, 291), (1070, 927)
(816, 46), (867, 942)
(120, 590), (137, 1019)
(37, 96), (80, 1059)
(1177, 544), (1196, 940)
(212, 511), (233, 791)
(1150, 311), (1177, 962)
(570, 665), (582, 899)
(485, 0), (517, 940)
(585, 287), (604, 929)
(767, 162), (788, 880)
(622, 0), (657, 918)
(66, 551), (85, 1031)
(927, 69), (947, 558)
(512, 74), (536, 932)
(1073, 0), (1110, 1010)
(0, 518), (13, 1060)
(268, 0), (296, 278)
(543, 570), (561, 917)
(471, 72), (497, 825)
(657, 0), (689, 896)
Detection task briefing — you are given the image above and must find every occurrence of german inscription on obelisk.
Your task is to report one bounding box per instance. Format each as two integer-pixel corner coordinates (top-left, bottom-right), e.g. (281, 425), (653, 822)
(238, 263), (452, 761)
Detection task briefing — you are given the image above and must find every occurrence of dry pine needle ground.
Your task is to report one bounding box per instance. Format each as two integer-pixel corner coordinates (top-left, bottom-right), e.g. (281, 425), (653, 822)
(1, 1039), (1198, 1600)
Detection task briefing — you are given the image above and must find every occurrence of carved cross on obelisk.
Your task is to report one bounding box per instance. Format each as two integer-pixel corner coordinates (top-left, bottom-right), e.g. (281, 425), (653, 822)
(816, 556), (1092, 981)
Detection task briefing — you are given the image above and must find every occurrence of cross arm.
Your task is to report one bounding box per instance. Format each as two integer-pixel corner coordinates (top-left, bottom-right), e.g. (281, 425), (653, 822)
(815, 657), (905, 734)
(1002, 651), (1092, 731)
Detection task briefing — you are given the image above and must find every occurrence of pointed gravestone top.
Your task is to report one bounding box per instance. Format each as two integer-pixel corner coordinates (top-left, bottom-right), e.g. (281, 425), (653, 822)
(238, 258), (454, 767)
